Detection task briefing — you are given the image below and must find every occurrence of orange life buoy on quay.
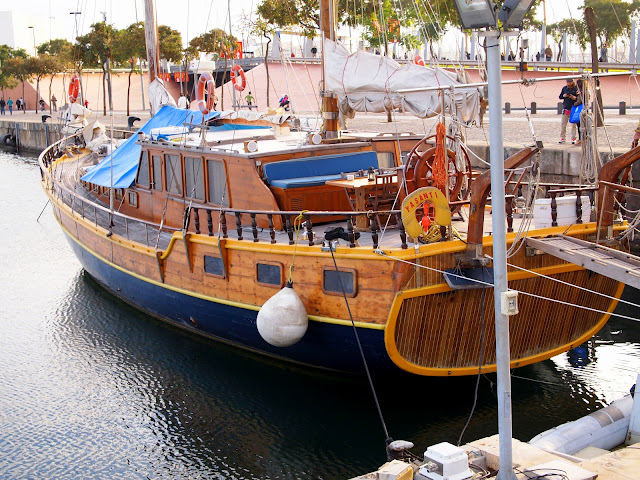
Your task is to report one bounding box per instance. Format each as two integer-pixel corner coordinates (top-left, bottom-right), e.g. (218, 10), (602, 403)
(68, 75), (80, 103)
(196, 72), (216, 114)
(230, 65), (246, 92)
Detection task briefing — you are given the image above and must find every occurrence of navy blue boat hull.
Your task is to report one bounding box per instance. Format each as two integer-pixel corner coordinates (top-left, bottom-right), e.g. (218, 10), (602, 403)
(63, 231), (398, 374)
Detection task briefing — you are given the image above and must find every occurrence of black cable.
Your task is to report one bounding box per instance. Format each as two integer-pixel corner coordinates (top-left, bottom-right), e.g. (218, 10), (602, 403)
(457, 272), (487, 446)
(329, 245), (392, 454)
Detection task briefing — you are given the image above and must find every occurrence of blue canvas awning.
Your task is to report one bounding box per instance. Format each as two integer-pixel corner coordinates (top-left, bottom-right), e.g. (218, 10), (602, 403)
(79, 105), (270, 188)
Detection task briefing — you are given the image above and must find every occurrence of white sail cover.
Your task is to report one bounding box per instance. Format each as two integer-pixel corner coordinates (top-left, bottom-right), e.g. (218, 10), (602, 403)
(324, 39), (481, 124)
(148, 78), (177, 115)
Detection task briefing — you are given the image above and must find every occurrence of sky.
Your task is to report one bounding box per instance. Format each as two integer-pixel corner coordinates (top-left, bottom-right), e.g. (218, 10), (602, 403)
(9, 0), (582, 50)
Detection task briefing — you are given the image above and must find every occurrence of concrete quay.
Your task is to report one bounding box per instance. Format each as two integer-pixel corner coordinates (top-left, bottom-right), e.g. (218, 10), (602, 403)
(1, 108), (638, 187)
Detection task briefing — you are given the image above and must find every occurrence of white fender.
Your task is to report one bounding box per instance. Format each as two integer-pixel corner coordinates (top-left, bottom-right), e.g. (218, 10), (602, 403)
(257, 283), (308, 347)
(529, 394), (633, 455)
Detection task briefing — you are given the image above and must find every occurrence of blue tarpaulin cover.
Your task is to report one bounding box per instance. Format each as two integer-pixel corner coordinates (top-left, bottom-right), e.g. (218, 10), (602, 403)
(81, 106), (268, 189)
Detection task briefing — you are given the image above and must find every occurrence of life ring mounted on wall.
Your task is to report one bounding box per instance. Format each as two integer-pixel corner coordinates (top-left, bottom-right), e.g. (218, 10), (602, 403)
(196, 72), (216, 114)
(230, 65), (246, 92)
(68, 75), (80, 103)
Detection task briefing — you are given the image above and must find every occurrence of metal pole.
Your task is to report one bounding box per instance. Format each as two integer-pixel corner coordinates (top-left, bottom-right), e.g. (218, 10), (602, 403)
(631, 21), (636, 64)
(486, 31), (516, 480)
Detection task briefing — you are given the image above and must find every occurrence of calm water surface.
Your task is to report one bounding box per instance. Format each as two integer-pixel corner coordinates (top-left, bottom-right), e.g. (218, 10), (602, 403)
(2, 151), (640, 479)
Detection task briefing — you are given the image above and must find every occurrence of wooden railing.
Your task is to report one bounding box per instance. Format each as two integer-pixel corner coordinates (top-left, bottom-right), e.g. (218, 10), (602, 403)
(190, 206), (409, 250)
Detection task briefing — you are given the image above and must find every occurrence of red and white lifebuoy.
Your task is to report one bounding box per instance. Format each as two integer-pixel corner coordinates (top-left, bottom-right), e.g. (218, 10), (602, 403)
(69, 74), (80, 103)
(414, 55), (425, 67)
(196, 72), (216, 114)
(230, 64), (246, 92)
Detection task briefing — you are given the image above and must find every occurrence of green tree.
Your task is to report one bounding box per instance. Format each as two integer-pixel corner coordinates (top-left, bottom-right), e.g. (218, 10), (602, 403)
(581, 0), (640, 48)
(115, 22), (147, 116)
(244, 16), (276, 107)
(189, 29), (238, 110)
(37, 38), (73, 57)
(4, 57), (33, 113)
(75, 22), (116, 115)
(159, 25), (184, 63)
(0, 45), (21, 98)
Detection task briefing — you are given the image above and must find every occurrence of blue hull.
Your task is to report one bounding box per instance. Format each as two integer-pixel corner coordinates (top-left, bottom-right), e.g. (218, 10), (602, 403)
(64, 231), (398, 374)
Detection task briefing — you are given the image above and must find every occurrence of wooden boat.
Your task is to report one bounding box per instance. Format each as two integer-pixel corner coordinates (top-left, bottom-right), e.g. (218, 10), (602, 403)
(37, 1), (639, 377)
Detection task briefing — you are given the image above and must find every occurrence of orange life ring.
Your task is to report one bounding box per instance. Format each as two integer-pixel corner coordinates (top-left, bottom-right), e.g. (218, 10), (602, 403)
(401, 187), (451, 239)
(414, 55), (425, 67)
(68, 75), (80, 103)
(230, 64), (246, 92)
(196, 72), (216, 114)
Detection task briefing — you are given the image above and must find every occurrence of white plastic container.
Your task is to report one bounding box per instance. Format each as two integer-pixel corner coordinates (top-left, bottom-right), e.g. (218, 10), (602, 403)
(533, 195), (591, 229)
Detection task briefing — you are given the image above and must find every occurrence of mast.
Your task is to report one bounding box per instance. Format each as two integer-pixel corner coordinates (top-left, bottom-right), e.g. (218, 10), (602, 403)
(320, 0), (339, 139)
(144, 0), (160, 87)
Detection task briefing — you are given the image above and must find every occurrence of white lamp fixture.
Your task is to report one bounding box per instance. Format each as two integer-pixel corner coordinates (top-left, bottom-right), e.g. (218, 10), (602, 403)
(451, 0), (496, 30)
(498, 0), (536, 29)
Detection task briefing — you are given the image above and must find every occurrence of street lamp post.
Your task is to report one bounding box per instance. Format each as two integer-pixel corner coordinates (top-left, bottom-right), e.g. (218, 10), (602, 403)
(28, 26), (36, 56)
(450, 1), (537, 479)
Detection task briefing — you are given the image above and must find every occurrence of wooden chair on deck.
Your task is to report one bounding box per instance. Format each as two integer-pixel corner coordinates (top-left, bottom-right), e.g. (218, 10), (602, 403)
(367, 172), (399, 228)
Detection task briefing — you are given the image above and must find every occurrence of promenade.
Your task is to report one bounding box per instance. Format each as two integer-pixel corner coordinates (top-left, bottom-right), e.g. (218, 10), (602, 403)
(0, 105), (637, 151)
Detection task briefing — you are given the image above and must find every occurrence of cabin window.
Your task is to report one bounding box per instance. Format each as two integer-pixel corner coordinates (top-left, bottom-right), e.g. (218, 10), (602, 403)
(165, 154), (183, 196)
(323, 268), (357, 297)
(207, 160), (229, 206)
(185, 156), (205, 200)
(376, 152), (395, 169)
(137, 152), (150, 188)
(128, 191), (138, 207)
(152, 155), (162, 190)
(114, 188), (124, 201)
(204, 255), (224, 277)
(257, 263), (282, 287)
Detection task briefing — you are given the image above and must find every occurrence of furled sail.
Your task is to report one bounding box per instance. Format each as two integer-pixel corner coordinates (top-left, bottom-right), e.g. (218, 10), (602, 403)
(324, 39), (480, 125)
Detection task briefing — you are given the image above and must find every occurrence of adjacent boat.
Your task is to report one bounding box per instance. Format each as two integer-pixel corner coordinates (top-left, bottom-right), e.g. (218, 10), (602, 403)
(38, 0), (638, 377)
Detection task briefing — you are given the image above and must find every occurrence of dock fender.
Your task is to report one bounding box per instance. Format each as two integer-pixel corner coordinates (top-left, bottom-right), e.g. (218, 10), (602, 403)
(529, 394), (633, 455)
(256, 281), (308, 347)
(1, 134), (16, 146)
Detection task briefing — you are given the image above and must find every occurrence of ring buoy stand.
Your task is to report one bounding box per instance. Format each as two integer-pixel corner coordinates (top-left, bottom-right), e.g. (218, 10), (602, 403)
(196, 72), (216, 114)
(230, 64), (246, 92)
(401, 187), (451, 239)
(68, 75), (80, 103)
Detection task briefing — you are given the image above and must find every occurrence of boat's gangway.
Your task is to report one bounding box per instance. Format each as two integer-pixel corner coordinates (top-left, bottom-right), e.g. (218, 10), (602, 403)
(526, 235), (640, 289)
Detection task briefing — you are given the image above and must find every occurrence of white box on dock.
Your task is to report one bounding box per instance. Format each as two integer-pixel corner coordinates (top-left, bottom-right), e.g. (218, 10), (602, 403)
(533, 196), (591, 229)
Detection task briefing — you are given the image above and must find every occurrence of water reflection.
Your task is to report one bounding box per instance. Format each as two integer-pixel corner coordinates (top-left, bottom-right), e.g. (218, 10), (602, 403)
(3, 152), (640, 478)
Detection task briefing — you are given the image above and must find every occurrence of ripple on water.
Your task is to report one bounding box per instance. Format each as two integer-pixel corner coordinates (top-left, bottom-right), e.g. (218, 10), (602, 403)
(4, 152), (640, 478)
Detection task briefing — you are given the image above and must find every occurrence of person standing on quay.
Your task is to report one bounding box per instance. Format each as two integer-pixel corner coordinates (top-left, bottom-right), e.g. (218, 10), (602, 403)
(545, 45), (552, 61)
(7, 97), (13, 115)
(0, 98), (5, 115)
(559, 78), (578, 144)
(51, 94), (57, 111)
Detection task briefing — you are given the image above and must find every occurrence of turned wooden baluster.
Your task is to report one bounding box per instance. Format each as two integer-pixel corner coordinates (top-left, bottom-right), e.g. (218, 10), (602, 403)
(235, 212), (243, 240)
(575, 190), (583, 224)
(250, 213), (259, 242)
(397, 214), (408, 249)
(550, 192), (558, 227)
(193, 207), (201, 234)
(304, 214), (314, 246)
(285, 216), (294, 245)
(207, 210), (214, 236)
(267, 214), (276, 244)
(221, 211), (228, 238)
(370, 213), (379, 250)
(506, 197), (514, 233)
(346, 216), (356, 248)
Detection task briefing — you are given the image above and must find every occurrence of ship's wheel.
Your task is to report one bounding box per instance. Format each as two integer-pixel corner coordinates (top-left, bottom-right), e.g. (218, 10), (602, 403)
(404, 134), (472, 204)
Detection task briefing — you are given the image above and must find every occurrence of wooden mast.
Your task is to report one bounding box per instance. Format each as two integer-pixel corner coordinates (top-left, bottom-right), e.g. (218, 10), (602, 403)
(144, 0), (160, 90)
(320, 0), (339, 139)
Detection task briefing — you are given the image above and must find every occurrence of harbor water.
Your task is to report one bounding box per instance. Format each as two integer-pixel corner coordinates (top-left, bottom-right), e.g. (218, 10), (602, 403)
(2, 150), (640, 479)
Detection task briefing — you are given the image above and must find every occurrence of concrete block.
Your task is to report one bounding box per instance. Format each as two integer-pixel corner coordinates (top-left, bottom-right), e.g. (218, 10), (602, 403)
(468, 435), (560, 472)
(522, 459), (596, 480)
